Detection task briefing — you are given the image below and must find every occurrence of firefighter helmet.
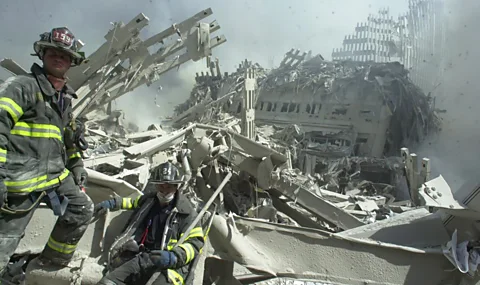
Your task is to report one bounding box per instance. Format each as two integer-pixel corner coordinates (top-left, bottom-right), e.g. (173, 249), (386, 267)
(33, 27), (86, 66)
(150, 162), (183, 184)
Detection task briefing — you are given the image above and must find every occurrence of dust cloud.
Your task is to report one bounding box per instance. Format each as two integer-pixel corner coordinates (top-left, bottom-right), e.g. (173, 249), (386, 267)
(1, 0), (473, 188)
(416, 0), (480, 190)
(0, 0), (407, 129)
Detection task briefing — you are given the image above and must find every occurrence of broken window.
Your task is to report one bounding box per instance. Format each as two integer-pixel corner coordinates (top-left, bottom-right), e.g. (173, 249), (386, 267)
(305, 104), (311, 113)
(281, 103), (289, 112)
(356, 137), (368, 143)
(272, 102), (278, 112)
(258, 102), (264, 110)
(311, 104), (317, 114)
(288, 103), (297, 113)
(359, 110), (372, 115)
(359, 109), (375, 120)
(332, 107), (348, 115)
(266, 102), (273, 111)
(296, 104), (300, 113)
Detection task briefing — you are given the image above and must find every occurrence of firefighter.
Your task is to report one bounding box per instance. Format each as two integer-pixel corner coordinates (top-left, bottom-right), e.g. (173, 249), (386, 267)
(0, 27), (93, 275)
(95, 162), (205, 285)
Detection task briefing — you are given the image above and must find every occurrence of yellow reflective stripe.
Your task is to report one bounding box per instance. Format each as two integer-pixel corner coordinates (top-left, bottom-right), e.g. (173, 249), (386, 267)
(47, 236), (78, 254)
(5, 169), (69, 193)
(167, 269), (184, 285)
(176, 227), (204, 242)
(179, 243), (195, 264)
(133, 196), (141, 208)
(66, 148), (81, 159)
(11, 122), (62, 140)
(167, 239), (177, 250)
(0, 97), (23, 123)
(122, 198), (133, 209)
(200, 226), (212, 254)
(204, 226), (211, 238)
(68, 152), (81, 159)
(35, 92), (43, 102)
(0, 148), (6, 163)
(186, 227), (204, 240)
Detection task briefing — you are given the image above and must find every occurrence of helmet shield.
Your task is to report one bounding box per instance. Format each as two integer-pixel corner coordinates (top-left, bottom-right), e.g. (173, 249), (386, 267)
(33, 27), (86, 66)
(150, 162), (183, 185)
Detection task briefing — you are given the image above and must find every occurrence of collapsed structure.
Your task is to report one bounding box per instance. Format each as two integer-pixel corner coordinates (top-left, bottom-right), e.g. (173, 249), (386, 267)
(2, 3), (480, 285)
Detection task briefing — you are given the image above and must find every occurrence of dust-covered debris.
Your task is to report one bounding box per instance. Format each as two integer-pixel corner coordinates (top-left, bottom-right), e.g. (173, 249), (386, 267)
(3, 2), (480, 285)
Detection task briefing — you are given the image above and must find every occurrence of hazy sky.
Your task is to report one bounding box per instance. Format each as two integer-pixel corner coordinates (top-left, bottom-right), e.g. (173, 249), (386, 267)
(0, 0), (408, 124)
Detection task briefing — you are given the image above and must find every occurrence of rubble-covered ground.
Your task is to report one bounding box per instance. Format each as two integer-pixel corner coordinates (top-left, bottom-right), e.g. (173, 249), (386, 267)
(49, 53), (455, 285)
(8, 49), (478, 284)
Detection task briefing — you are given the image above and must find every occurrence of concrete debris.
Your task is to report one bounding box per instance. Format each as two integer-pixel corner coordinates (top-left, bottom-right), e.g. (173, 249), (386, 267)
(3, 10), (480, 285)
(173, 54), (441, 160)
(6, 113), (479, 285)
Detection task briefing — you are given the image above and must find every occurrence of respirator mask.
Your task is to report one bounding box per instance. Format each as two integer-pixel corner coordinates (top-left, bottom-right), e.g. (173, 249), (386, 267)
(156, 191), (175, 203)
(155, 183), (179, 204)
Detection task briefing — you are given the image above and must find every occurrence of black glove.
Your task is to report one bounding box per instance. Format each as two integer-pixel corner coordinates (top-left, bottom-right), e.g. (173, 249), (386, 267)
(0, 180), (6, 209)
(73, 119), (89, 151)
(72, 167), (88, 186)
(64, 119), (89, 151)
(148, 250), (177, 269)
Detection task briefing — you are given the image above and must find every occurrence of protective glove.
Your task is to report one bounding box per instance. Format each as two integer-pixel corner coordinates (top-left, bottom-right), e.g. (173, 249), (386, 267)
(90, 199), (116, 223)
(72, 167), (88, 186)
(148, 250), (177, 269)
(93, 199), (116, 214)
(0, 180), (6, 209)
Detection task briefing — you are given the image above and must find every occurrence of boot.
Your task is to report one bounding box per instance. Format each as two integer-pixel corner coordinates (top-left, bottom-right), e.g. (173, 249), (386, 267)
(36, 254), (71, 267)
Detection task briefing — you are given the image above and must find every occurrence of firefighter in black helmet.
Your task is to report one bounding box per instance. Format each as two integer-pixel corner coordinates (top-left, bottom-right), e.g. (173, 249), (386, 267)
(94, 162), (205, 285)
(0, 27), (92, 276)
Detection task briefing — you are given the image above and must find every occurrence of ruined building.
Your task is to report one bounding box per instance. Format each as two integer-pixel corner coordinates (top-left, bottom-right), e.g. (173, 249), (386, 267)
(332, 0), (446, 95)
(4, 2), (480, 285)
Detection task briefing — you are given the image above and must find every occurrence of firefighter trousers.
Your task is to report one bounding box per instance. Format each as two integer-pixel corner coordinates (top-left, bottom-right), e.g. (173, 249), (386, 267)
(0, 174), (94, 276)
(97, 253), (170, 285)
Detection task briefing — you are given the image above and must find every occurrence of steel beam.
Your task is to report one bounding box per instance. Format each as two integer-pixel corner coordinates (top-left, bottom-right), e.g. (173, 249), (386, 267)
(208, 215), (461, 285)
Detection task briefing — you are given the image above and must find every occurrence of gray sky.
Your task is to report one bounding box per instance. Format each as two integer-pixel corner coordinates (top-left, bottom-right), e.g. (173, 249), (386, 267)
(0, 0), (408, 126)
(415, 0), (480, 190)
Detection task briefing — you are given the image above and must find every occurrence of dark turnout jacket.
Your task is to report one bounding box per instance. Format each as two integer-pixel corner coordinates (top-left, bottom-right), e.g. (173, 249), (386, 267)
(0, 63), (83, 194)
(110, 189), (205, 284)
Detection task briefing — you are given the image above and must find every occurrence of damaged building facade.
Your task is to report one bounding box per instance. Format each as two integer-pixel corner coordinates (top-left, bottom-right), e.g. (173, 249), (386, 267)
(332, 0), (446, 95)
(3, 2), (480, 285)
(173, 51), (440, 180)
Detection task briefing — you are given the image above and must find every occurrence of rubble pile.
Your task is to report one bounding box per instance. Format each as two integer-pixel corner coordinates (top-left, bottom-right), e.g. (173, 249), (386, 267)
(172, 52), (442, 189)
(174, 60), (268, 116)
(3, 10), (479, 285)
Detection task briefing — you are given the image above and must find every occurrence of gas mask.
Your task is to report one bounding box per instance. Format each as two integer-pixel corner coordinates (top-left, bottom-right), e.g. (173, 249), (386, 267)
(156, 191), (175, 204)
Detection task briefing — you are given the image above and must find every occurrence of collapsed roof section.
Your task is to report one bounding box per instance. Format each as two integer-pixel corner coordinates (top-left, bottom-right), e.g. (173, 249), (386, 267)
(171, 49), (442, 171)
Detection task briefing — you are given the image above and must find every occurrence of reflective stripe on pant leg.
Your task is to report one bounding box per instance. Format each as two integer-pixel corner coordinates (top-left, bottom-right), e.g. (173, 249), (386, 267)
(46, 236), (78, 254)
(167, 269), (184, 285)
(41, 175), (94, 261)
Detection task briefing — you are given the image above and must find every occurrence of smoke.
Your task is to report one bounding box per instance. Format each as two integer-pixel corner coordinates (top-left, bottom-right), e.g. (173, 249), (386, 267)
(3, 0), (473, 187)
(0, 0), (407, 129)
(415, 0), (480, 190)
